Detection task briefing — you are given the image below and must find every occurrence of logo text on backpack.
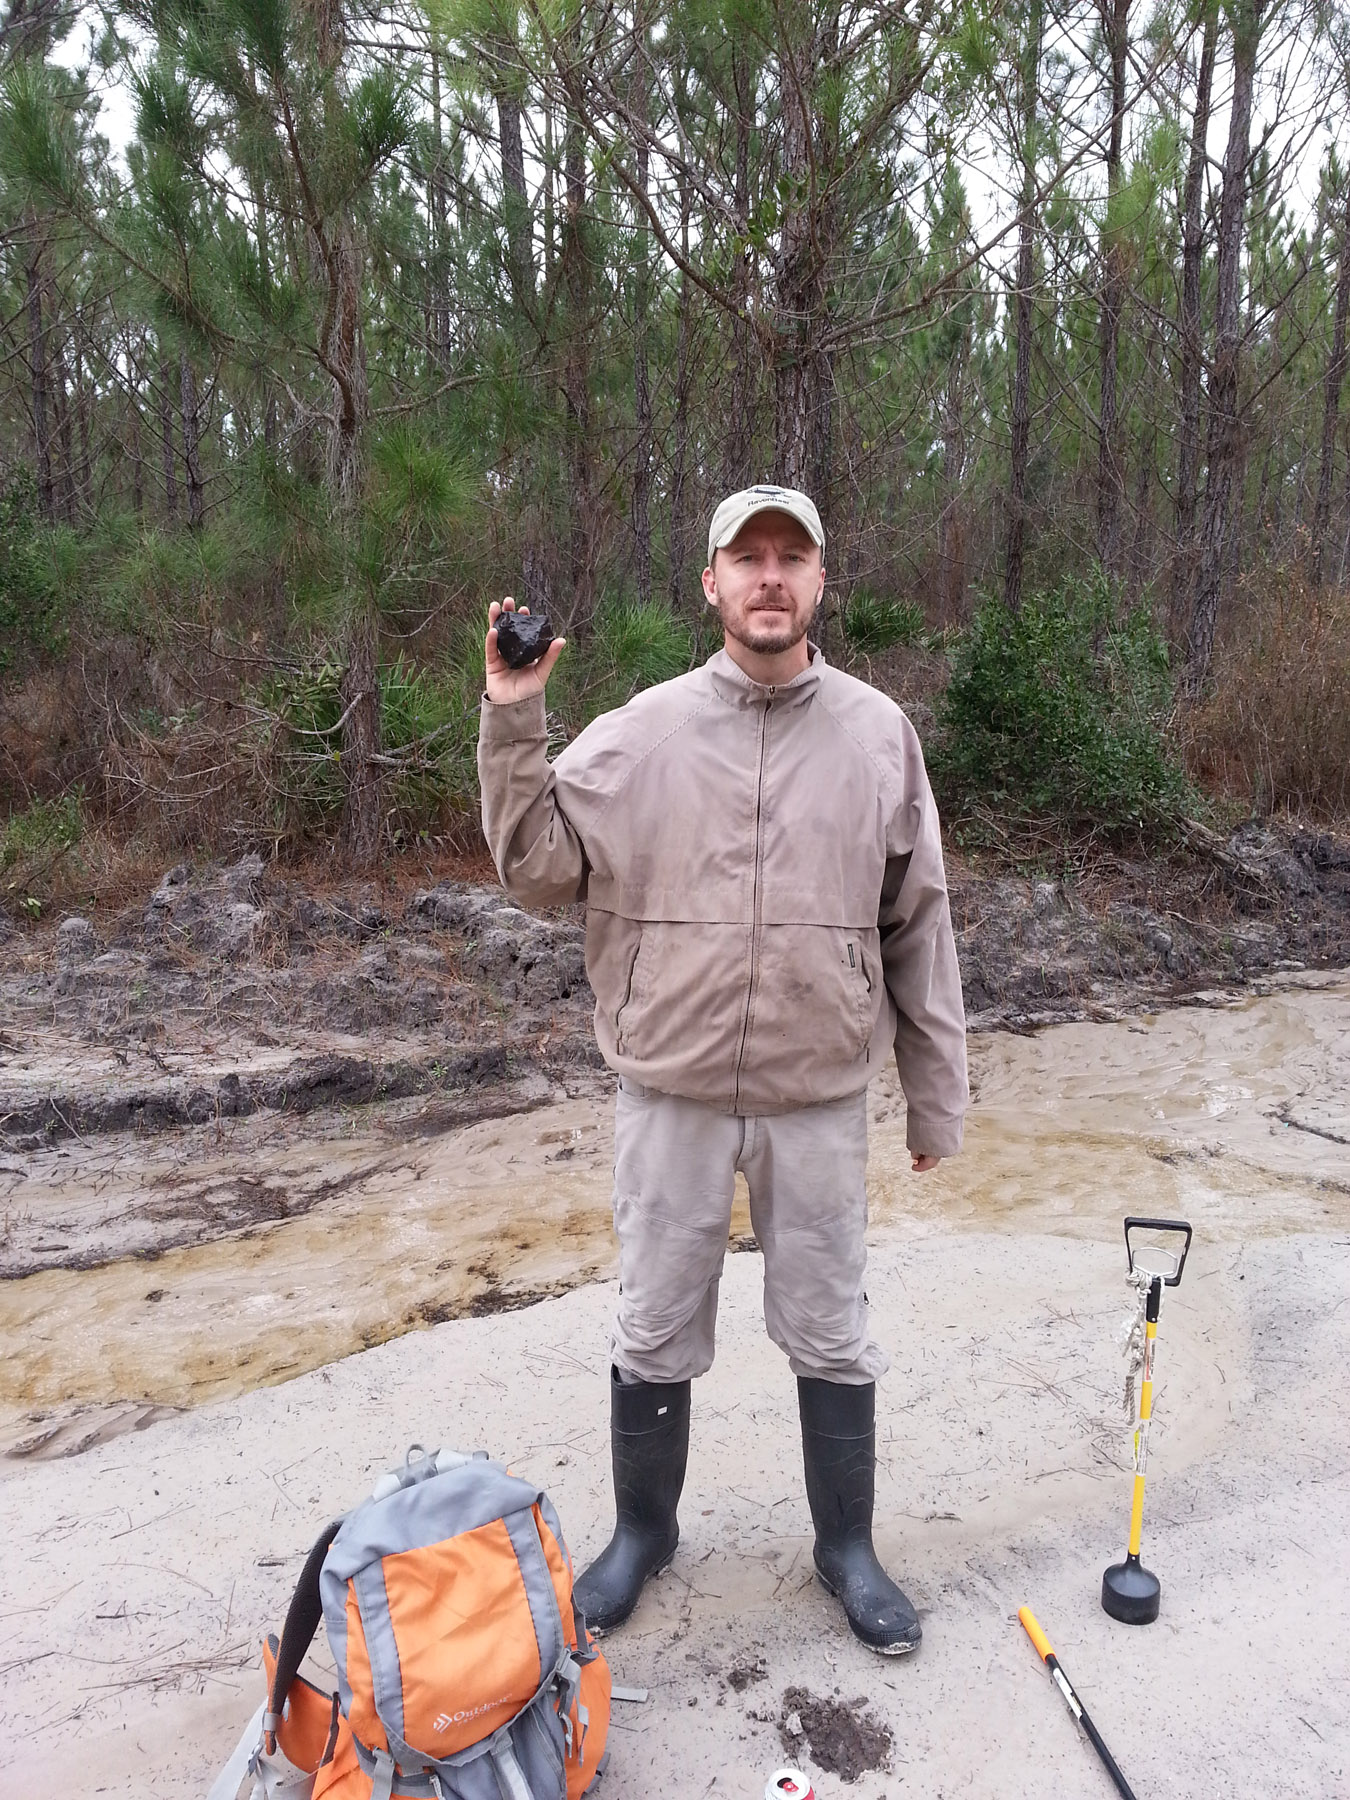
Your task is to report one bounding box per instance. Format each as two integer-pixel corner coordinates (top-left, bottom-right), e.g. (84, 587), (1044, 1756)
(433, 1697), (512, 1733)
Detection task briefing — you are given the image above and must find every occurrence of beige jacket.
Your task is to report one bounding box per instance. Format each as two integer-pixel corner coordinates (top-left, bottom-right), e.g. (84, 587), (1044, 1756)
(478, 647), (968, 1156)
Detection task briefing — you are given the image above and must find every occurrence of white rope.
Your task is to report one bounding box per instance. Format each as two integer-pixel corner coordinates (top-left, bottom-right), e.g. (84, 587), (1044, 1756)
(1119, 1267), (1152, 1423)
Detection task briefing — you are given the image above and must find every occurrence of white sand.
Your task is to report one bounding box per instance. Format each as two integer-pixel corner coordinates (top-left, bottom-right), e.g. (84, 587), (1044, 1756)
(3, 1223), (1348, 1798)
(4, 984), (1349, 1797)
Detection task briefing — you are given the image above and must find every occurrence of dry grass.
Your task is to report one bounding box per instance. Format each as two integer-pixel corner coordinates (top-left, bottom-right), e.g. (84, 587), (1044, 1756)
(1, 619), (493, 872)
(0, 816), (500, 932)
(1, 819), (166, 924)
(839, 636), (951, 741)
(1184, 566), (1350, 819)
(0, 661), (105, 804)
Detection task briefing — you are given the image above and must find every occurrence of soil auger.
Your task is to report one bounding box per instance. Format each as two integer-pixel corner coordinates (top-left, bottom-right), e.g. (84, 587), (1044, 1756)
(1102, 1216), (1193, 1625)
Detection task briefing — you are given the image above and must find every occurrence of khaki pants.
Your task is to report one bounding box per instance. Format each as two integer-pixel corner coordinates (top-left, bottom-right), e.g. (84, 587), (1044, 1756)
(609, 1078), (888, 1385)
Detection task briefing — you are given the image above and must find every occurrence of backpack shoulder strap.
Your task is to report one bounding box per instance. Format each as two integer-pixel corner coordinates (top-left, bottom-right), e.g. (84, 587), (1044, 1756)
(266, 1519), (343, 1748)
(207, 1700), (267, 1800)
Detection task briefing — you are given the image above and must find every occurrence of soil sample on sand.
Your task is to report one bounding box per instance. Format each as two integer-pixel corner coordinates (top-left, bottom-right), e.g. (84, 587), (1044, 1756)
(779, 1686), (893, 1781)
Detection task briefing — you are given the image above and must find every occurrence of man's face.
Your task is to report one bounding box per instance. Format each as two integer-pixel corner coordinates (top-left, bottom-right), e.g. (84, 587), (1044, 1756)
(700, 512), (825, 659)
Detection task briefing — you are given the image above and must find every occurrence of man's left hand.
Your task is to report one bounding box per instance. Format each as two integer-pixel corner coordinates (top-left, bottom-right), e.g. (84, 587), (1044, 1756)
(911, 1155), (941, 1173)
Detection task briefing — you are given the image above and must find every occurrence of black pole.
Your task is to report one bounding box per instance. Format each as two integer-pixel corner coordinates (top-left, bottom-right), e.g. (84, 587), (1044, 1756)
(1020, 1607), (1140, 1800)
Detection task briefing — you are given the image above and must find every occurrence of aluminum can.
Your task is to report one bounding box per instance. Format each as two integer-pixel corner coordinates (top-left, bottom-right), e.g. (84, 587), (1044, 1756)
(765, 1773), (815, 1800)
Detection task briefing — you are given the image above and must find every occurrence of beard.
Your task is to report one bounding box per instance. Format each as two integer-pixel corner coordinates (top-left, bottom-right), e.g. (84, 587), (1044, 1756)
(721, 603), (812, 657)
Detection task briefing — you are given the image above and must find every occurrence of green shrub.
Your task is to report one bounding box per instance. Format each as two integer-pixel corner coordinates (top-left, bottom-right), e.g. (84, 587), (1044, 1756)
(86, 518), (264, 632)
(842, 590), (926, 655)
(930, 574), (1193, 834)
(555, 597), (694, 725)
(1, 791), (82, 867)
(0, 471), (63, 671)
(2, 791), (83, 914)
(257, 654), (477, 841)
(381, 652), (481, 829)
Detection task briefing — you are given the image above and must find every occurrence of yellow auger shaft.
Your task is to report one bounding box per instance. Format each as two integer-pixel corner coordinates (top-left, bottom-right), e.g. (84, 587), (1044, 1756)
(1127, 1298), (1158, 1557)
(1106, 1221), (1191, 1626)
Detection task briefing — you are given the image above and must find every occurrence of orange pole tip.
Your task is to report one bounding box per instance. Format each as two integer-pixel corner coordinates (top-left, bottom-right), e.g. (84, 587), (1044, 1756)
(1018, 1606), (1054, 1663)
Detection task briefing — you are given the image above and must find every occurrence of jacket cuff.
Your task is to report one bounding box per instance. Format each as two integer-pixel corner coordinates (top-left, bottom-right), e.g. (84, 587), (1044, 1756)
(905, 1112), (964, 1158)
(479, 691), (548, 745)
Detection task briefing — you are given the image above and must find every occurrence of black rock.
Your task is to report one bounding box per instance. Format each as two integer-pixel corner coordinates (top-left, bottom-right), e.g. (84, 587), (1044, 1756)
(494, 611), (554, 669)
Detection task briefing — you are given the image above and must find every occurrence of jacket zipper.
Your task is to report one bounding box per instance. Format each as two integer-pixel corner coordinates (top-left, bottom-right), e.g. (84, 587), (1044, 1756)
(732, 690), (773, 1108)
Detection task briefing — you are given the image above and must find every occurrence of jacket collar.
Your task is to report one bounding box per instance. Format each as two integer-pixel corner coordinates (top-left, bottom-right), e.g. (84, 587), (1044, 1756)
(705, 644), (824, 709)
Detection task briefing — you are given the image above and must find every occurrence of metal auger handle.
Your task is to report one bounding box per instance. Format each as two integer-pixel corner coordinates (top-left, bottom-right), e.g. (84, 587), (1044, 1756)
(1124, 1216), (1193, 1287)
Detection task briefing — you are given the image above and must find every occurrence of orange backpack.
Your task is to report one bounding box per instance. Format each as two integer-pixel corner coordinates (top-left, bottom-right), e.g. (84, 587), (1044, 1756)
(210, 1447), (610, 1800)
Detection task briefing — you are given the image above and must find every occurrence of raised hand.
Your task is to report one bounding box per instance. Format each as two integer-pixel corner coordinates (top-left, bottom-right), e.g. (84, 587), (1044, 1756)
(485, 597), (566, 704)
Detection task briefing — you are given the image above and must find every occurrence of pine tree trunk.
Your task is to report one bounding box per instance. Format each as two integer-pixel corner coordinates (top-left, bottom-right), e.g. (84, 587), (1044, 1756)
(324, 223), (366, 508)
(130, 380), (143, 519)
(300, 0), (380, 862)
(774, 32), (810, 488)
(562, 110), (596, 632)
(247, 60), (278, 428)
(1096, 0), (1130, 582)
(180, 352), (205, 530)
(773, 9), (837, 505)
(303, 0), (366, 507)
(75, 330), (92, 517)
(542, 99), (556, 287)
(53, 344), (75, 524)
(159, 359), (178, 521)
(495, 31), (549, 613)
(493, 30), (533, 307)
(1173, 5), (1218, 625)
(632, 94), (653, 609)
(669, 168), (692, 607)
(726, 42), (754, 492)
(809, 10), (839, 526)
(429, 39), (450, 356)
(1004, 0), (1043, 615)
(1312, 177), (1350, 583)
(339, 599), (381, 866)
(939, 335), (969, 623)
(1187, 0), (1263, 697)
(330, 223), (376, 858)
(25, 240), (52, 521)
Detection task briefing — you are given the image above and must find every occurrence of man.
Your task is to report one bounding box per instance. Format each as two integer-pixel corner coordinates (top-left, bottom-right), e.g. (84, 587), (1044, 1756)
(478, 483), (967, 1655)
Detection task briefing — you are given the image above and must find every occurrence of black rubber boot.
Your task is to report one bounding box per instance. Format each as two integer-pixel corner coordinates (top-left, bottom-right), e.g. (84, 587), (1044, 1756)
(798, 1376), (922, 1655)
(573, 1369), (690, 1635)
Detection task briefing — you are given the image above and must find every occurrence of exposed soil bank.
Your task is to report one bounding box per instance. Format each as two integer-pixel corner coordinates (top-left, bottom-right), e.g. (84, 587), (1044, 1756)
(2, 817), (1349, 1154)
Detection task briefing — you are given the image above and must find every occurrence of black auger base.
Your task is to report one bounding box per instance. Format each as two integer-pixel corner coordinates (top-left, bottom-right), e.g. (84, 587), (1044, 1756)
(1102, 1552), (1161, 1624)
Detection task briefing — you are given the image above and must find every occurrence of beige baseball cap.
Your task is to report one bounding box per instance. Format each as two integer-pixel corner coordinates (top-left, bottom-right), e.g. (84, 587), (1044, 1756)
(707, 483), (825, 565)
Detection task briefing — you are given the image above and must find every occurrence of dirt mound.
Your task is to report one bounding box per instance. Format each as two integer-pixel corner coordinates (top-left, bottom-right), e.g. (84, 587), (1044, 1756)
(779, 1685), (893, 1781)
(952, 819), (1350, 1030)
(0, 858), (600, 1150)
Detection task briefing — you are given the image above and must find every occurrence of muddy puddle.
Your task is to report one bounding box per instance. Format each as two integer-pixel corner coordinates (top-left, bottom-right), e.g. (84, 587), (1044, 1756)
(2, 978), (1347, 1461)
